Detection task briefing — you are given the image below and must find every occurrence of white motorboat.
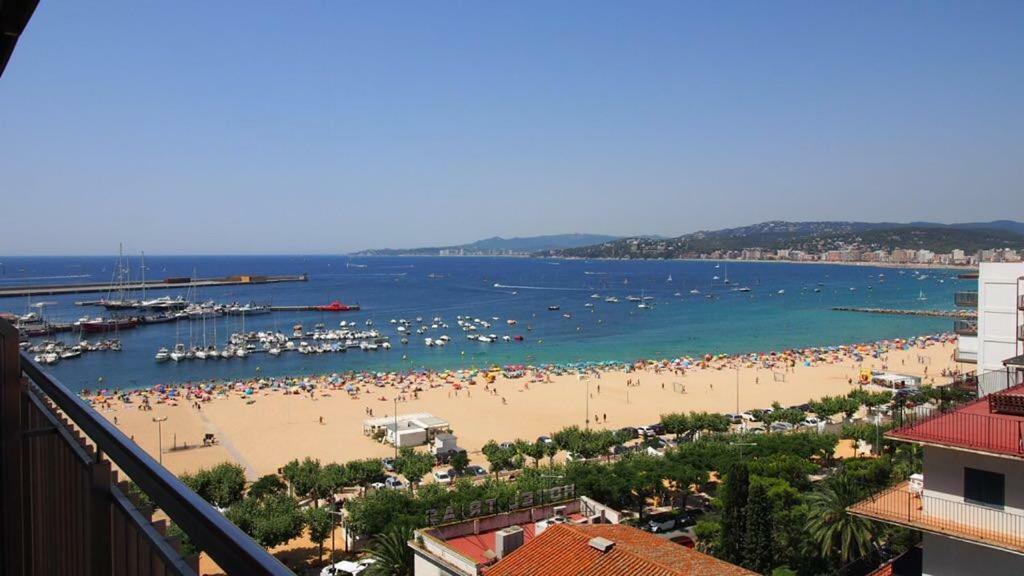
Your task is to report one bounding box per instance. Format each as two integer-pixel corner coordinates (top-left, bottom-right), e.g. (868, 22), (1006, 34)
(155, 347), (170, 362)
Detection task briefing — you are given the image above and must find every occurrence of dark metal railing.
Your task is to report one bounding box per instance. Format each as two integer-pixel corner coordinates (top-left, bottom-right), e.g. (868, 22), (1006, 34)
(0, 319), (292, 575)
(955, 291), (978, 308)
(953, 319), (977, 336)
(850, 481), (1024, 553)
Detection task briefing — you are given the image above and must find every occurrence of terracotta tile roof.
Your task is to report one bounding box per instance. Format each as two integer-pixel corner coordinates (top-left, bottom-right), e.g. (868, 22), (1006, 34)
(484, 524), (757, 576)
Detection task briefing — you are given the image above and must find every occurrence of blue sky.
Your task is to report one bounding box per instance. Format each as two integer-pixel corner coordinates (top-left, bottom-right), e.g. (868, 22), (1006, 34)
(1, 1), (1022, 255)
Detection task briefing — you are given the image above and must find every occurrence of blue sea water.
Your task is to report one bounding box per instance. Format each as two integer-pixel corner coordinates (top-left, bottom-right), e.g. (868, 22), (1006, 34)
(0, 255), (965, 392)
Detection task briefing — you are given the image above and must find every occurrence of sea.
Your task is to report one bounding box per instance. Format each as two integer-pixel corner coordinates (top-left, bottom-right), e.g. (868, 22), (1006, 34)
(0, 255), (966, 392)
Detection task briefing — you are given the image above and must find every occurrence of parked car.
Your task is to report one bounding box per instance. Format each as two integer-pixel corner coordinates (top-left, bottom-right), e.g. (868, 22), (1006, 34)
(464, 465), (488, 477)
(801, 416), (821, 427)
(384, 476), (405, 490)
(645, 513), (677, 533)
(617, 427), (639, 440)
(320, 558), (376, 576)
(537, 435), (553, 444)
(435, 448), (467, 465)
(725, 413), (743, 424)
(565, 452), (585, 462)
(499, 441), (516, 450)
(381, 457), (396, 472)
(770, 421), (795, 433)
(670, 535), (696, 548)
(433, 469), (453, 484)
(369, 481), (386, 490)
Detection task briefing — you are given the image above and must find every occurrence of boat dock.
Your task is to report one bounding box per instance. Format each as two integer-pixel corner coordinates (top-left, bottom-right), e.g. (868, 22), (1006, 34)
(832, 307), (977, 318)
(0, 274), (308, 298)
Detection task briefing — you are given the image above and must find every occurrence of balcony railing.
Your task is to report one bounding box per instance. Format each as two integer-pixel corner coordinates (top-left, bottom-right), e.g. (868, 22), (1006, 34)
(0, 319), (291, 575)
(849, 481), (1024, 554)
(888, 384), (1024, 457)
(955, 291), (978, 308)
(953, 349), (977, 364)
(953, 319), (977, 336)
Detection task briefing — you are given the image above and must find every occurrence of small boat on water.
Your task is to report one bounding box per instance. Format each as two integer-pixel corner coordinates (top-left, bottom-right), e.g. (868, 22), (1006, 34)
(548, 305), (560, 311)
(155, 347), (170, 362)
(689, 289), (700, 295)
(81, 317), (140, 333)
(318, 300), (360, 312)
(917, 290), (927, 301)
(604, 296), (619, 303)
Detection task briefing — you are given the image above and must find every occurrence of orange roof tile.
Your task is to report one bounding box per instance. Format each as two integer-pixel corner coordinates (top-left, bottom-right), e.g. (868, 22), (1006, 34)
(484, 524), (756, 576)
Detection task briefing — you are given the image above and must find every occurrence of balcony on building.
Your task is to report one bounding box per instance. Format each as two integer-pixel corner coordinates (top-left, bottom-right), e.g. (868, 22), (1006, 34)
(849, 480), (1024, 555)
(953, 319), (978, 336)
(954, 291), (978, 308)
(0, 318), (291, 575)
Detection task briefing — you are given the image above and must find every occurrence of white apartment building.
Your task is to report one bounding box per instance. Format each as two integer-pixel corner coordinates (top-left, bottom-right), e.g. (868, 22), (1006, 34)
(851, 264), (1024, 576)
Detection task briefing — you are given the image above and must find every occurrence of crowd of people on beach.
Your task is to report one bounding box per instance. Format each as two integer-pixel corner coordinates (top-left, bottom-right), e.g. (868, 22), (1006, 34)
(78, 333), (957, 414)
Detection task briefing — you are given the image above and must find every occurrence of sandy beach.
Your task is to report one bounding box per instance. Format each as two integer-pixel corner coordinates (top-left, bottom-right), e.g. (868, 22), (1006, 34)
(94, 335), (960, 480)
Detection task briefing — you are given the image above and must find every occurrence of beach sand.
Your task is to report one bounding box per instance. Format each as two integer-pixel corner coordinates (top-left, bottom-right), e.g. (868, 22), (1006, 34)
(106, 339), (958, 479)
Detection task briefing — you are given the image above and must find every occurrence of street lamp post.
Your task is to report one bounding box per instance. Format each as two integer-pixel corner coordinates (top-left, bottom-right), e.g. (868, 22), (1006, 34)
(393, 397), (399, 460)
(152, 416), (168, 465)
(327, 508), (345, 562)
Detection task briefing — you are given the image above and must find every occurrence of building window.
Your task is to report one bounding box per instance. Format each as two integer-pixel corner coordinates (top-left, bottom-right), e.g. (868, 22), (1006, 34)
(964, 467), (1005, 508)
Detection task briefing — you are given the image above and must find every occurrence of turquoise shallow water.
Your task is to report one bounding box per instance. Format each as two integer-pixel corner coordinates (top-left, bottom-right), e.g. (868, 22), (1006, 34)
(0, 256), (963, 391)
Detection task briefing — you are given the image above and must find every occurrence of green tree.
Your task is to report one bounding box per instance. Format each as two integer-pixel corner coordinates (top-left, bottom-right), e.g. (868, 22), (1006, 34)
(365, 523), (414, 576)
(660, 413), (690, 438)
(344, 458), (387, 487)
(318, 463), (347, 502)
(226, 493), (305, 549)
(450, 450), (470, 475)
(306, 506), (335, 563)
(743, 481), (775, 574)
(344, 488), (418, 538)
(181, 462), (246, 509)
(395, 447), (435, 487)
(719, 461), (750, 564)
(805, 474), (875, 566)
(248, 474), (287, 500)
(481, 440), (516, 476)
(282, 457), (322, 501)
(543, 439), (559, 466)
(521, 441), (546, 467)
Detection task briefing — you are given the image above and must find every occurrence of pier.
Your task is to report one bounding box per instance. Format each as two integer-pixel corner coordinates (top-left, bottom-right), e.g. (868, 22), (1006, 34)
(0, 273), (308, 298)
(832, 307), (977, 319)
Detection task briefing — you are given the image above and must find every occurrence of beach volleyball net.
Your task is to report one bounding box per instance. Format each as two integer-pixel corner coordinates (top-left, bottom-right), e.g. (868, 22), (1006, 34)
(773, 371), (787, 382)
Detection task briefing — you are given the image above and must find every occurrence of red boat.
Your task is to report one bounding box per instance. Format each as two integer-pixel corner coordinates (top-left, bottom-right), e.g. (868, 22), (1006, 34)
(316, 300), (360, 312)
(80, 317), (140, 333)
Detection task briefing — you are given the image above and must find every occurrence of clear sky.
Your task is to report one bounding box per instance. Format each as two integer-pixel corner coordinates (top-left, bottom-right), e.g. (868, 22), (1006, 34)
(2, 1), (1022, 255)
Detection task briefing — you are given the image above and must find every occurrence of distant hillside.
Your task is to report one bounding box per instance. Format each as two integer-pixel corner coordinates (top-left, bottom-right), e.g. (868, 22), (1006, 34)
(543, 220), (1024, 259)
(354, 233), (623, 256)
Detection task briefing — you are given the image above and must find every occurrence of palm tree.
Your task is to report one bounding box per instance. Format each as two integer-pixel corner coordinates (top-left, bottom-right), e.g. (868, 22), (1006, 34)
(365, 523), (414, 576)
(805, 474), (875, 566)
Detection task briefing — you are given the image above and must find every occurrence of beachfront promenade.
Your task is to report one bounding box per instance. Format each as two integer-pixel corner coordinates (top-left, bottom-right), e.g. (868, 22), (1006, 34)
(101, 336), (958, 479)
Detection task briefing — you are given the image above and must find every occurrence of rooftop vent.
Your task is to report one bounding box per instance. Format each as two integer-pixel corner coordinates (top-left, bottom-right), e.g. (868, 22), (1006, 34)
(588, 537), (615, 553)
(495, 525), (525, 559)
